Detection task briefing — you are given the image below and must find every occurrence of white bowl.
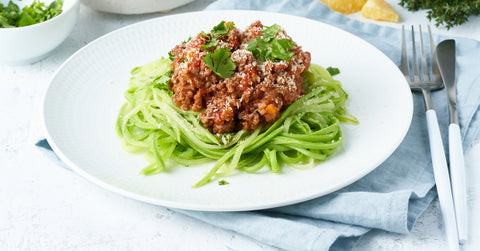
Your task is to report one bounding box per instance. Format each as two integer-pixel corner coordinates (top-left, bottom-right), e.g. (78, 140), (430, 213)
(0, 0), (80, 65)
(81, 0), (195, 14)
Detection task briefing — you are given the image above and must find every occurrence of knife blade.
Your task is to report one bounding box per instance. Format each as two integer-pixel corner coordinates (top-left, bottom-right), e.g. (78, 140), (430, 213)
(436, 39), (467, 244)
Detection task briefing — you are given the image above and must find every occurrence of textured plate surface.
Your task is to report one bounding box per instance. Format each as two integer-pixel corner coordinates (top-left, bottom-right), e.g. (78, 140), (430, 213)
(43, 10), (413, 211)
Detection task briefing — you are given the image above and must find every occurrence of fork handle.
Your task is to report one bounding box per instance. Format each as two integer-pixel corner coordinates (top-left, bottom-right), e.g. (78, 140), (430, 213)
(426, 110), (459, 251)
(449, 123), (467, 244)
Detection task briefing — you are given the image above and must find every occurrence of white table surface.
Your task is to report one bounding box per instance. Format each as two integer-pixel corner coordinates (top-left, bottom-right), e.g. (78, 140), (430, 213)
(1, 0), (479, 250)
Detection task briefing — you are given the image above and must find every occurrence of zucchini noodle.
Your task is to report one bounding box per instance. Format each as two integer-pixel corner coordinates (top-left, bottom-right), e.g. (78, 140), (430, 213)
(116, 57), (357, 187)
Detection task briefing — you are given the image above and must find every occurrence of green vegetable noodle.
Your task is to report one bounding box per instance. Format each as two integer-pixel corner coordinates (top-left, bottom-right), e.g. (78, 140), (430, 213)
(116, 57), (357, 188)
(0, 0), (63, 28)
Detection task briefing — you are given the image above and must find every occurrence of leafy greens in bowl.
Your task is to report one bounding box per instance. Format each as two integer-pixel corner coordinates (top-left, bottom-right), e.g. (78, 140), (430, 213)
(0, 0), (63, 28)
(0, 0), (79, 65)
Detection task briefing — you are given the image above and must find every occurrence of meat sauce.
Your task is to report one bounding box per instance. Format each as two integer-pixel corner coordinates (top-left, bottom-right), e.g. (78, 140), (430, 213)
(169, 20), (311, 134)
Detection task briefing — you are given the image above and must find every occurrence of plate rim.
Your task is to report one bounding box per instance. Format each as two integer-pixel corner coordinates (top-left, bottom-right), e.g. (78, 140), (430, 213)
(42, 10), (413, 211)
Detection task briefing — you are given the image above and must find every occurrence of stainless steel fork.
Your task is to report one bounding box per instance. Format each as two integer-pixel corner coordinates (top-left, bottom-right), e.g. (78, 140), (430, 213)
(400, 25), (459, 251)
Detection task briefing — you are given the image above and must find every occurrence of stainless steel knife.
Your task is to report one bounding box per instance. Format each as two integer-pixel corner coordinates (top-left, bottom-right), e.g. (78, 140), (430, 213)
(436, 39), (467, 244)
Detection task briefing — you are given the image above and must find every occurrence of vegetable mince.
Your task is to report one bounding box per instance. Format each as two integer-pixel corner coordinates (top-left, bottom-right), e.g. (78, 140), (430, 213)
(169, 21), (311, 134)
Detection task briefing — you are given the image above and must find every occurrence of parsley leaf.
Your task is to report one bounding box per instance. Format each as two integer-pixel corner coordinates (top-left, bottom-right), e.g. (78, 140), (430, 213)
(182, 36), (192, 44)
(211, 21), (228, 35)
(326, 67), (340, 76)
(246, 24), (295, 62)
(247, 37), (270, 61)
(270, 39), (294, 61)
(262, 24), (281, 42)
(201, 21), (236, 51)
(201, 36), (219, 51)
(168, 51), (175, 61)
(152, 75), (171, 89)
(211, 21), (235, 36)
(203, 47), (236, 78)
(218, 180), (229, 185)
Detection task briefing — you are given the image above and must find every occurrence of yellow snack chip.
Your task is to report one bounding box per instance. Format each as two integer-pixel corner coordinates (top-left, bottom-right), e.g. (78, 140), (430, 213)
(327, 0), (367, 15)
(361, 0), (400, 22)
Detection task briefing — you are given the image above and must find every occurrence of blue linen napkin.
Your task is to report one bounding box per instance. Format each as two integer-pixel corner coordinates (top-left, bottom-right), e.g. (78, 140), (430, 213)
(37, 0), (480, 250)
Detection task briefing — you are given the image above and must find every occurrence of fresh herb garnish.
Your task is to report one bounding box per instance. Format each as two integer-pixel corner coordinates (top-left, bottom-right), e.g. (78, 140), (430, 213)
(182, 36), (192, 44)
(247, 38), (268, 61)
(211, 21), (235, 36)
(218, 180), (229, 185)
(201, 21), (236, 51)
(246, 24), (294, 62)
(152, 74), (172, 92)
(203, 47), (236, 78)
(0, 0), (63, 28)
(262, 24), (281, 42)
(270, 39), (295, 61)
(326, 67), (340, 76)
(168, 51), (175, 61)
(201, 37), (219, 51)
(199, 21), (239, 77)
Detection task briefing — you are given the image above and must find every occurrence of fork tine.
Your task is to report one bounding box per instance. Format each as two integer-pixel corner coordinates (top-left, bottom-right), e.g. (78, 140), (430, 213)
(428, 25), (441, 79)
(419, 25), (430, 81)
(402, 24), (443, 90)
(411, 26), (421, 83)
(400, 25), (411, 81)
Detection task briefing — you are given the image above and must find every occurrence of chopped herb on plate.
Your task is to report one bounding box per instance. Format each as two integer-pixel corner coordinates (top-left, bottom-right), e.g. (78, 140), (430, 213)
(326, 67), (340, 76)
(218, 180), (229, 186)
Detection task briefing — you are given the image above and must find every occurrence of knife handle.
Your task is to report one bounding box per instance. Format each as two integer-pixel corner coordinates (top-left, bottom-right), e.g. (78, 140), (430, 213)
(426, 110), (459, 251)
(449, 123), (467, 244)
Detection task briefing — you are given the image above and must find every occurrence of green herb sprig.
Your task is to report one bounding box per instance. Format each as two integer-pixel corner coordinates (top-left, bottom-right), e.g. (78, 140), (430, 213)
(326, 67), (340, 76)
(199, 21), (238, 78)
(0, 0), (63, 28)
(399, 0), (480, 30)
(247, 24), (295, 62)
(203, 47), (236, 78)
(218, 180), (229, 185)
(201, 21), (236, 51)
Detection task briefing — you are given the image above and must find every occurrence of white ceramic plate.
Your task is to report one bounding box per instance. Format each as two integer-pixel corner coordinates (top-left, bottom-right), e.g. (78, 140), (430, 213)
(43, 10), (413, 211)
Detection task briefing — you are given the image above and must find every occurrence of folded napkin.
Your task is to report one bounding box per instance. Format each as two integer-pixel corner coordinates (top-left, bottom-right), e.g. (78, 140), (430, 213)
(37, 0), (480, 250)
